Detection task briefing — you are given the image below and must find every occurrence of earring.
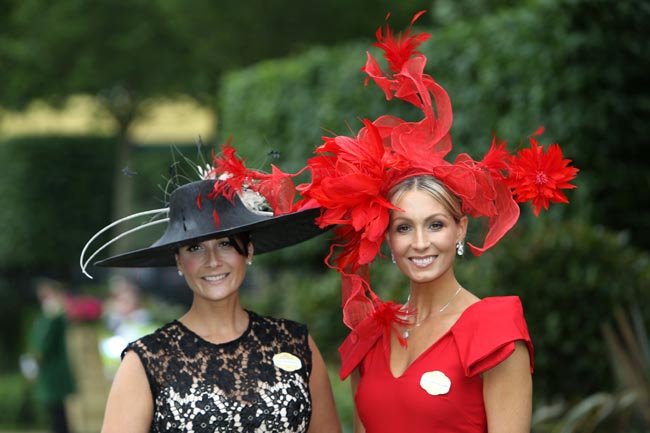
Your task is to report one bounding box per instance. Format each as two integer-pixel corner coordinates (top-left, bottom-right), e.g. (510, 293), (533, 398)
(455, 240), (464, 256)
(247, 260), (252, 266)
(178, 270), (183, 276)
(391, 252), (396, 263)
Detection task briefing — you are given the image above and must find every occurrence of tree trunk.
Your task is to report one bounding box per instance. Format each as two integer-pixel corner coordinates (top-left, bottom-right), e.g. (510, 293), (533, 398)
(110, 120), (135, 257)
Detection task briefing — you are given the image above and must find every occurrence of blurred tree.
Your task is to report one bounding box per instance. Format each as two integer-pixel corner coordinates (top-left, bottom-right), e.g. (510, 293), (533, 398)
(0, 0), (195, 248)
(0, 0), (428, 119)
(467, 218), (650, 401)
(0, 0), (425, 252)
(158, 0), (428, 99)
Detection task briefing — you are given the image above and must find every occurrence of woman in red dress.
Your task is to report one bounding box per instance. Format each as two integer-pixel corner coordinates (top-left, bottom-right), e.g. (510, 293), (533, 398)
(298, 10), (579, 433)
(350, 174), (534, 433)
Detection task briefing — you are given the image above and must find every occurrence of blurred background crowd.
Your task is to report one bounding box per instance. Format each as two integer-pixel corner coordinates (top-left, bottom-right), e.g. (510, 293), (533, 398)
(0, 0), (648, 432)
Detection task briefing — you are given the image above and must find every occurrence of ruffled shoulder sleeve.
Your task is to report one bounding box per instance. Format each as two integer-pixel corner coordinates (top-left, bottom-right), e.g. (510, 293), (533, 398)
(451, 296), (534, 377)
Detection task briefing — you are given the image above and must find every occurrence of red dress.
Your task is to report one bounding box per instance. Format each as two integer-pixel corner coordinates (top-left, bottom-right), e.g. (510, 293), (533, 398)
(354, 296), (533, 433)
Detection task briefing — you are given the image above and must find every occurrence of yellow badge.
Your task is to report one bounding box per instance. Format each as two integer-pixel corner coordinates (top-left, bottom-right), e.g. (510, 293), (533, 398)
(420, 370), (451, 395)
(272, 352), (302, 372)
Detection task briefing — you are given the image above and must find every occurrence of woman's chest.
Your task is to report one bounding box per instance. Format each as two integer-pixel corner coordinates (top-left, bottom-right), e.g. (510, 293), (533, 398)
(356, 336), (486, 432)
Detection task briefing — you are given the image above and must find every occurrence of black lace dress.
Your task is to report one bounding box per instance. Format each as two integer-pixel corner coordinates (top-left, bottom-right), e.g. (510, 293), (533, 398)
(123, 311), (313, 433)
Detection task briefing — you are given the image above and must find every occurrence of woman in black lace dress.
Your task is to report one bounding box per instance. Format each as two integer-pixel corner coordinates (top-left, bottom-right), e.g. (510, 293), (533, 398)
(81, 160), (341, 432)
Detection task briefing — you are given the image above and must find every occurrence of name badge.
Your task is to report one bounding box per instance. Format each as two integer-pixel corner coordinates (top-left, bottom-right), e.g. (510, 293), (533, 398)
(420, 370), (451, 395)
(273, 352), (302, 372)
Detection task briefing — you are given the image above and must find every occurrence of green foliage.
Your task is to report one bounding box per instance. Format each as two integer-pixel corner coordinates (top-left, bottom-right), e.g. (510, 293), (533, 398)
(0, 136), (200, 271)
(533, 391), (639, 433)
(158, 0), (425, 80)
(600, 307), (650, 430)
(0, 0), (426, 122)
(0, 136), (115, 269)
(456, 218), (650, 401)
(0, 135), (113, 372)
(0, 0), (192, 111)
(218, 43), (397, 173)
(0, 373), (46, 428)
(532, 307), (650, 433)
(0, 275), (36, 373)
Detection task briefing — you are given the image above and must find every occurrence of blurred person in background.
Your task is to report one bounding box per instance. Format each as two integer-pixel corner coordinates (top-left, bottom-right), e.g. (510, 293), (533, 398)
(27, 277), (75, 433)
(104, 275), (152, 334)
(100, 275), (156, 379)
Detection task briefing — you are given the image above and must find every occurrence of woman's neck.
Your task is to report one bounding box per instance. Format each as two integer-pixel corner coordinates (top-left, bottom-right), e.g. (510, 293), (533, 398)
(179, 299), (249, 342)
(406, 275), (463, 318)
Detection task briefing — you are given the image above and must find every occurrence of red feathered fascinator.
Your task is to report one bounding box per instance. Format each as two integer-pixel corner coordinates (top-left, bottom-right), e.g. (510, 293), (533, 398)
(296, 11), (578, 378)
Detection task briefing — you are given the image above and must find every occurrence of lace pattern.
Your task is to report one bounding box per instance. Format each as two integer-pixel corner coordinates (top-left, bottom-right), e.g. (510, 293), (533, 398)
(124, 311), (313, 432)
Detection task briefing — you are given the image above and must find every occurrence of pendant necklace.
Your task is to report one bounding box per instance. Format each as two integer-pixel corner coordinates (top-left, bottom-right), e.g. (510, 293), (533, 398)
(402, 286), (463, 339)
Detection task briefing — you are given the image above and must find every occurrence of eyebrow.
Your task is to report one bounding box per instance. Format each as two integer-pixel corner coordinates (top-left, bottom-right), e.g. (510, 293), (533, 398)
(392, 213), (450, 222)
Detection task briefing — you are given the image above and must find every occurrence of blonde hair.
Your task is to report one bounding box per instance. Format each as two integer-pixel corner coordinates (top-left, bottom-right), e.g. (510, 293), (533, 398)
(387, 175), (464, 222)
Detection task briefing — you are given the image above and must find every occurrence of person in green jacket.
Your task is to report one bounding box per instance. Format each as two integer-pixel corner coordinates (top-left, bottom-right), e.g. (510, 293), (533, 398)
(28, 278), (75, 433)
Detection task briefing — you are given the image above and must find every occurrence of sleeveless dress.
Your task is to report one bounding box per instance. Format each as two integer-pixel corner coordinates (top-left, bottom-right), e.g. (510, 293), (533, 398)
(354, 296), (533, 433)
(123, 311), (313, 433)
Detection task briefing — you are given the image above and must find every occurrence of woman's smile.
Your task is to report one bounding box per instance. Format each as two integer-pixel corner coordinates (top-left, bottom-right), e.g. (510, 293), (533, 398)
(202, 273), (228, 283)
(409, 255), (435, 267)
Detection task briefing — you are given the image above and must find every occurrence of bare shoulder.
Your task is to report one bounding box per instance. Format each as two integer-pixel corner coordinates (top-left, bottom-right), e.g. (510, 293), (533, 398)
(101, 350), (153, 433)
(483, 341), (532, 433)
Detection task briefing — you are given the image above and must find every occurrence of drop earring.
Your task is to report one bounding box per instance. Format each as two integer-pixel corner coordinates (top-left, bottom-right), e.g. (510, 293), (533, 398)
(247, 260), (252, 266)
(178, 270), (183, 276)
(455, 240), (464, 256)
(391, 252), (396, 263)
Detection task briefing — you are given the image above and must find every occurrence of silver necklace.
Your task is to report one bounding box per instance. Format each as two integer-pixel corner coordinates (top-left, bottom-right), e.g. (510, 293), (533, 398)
(402, 286), (463, 339)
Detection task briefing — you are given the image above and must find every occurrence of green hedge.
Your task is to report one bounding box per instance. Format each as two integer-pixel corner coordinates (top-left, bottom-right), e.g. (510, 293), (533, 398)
(0, 135), (115, 270)
(0, 136), (202, 272)
(0, 136), (196, 372)
(458, 217), (650, 402)
(0, 373), (45, 429)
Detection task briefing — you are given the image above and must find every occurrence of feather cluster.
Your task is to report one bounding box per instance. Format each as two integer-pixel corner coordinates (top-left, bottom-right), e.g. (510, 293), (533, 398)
(298, 11), (579, 329)
(204, 141), (313, 217)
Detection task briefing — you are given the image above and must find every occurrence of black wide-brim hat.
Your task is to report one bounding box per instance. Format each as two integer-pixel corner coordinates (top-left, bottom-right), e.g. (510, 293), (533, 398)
(95, 179), (327, 268)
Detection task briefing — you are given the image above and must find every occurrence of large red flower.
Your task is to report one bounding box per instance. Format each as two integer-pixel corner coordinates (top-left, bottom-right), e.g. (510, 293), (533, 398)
(301, 120), (403, 272)
(507, 136), (579, 215)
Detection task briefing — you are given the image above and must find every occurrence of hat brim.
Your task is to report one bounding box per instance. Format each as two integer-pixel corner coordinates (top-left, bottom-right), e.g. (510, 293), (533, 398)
(94, 207), (327, 268)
